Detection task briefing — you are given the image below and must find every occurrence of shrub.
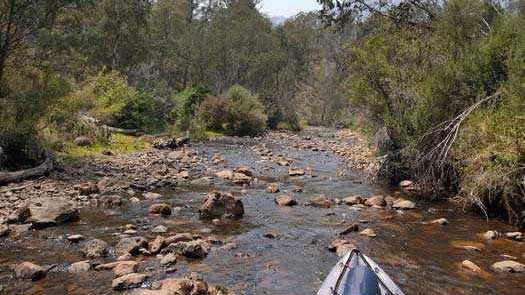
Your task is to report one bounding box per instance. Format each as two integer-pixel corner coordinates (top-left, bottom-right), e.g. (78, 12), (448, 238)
(223, 85), (268, 137)
(196, 95), (230, 131)
(170, 86), (212, 130)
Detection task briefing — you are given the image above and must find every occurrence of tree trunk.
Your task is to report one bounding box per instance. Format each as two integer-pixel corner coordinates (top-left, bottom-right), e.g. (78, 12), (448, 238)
(0, 154), (53, 184)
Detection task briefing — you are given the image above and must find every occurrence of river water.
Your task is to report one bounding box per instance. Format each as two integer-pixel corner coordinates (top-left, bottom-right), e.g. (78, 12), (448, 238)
(0, 130), (524, 294)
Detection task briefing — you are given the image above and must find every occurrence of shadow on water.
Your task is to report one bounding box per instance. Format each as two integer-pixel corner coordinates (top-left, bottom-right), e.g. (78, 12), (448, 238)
(1, 131), (524, 294)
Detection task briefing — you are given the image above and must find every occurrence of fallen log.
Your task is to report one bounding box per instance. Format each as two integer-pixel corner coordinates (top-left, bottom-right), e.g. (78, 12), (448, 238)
(80, 115), (145, 136)
(0, 154), (53, 185)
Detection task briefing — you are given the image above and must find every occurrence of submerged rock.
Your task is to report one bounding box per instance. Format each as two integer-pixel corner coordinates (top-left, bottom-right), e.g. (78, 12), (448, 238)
(199, 191), (244, 219)
(483, 230), (499, 240)
(232, 173), (251, 185)
(359, 228), (377, 237)
(112, 273), (149, 291)
(504, 232), (522, 241)
(274, 196), (297, 206)
(431, 218), (449, 225)
(309, 196), (331, 208)
(329, 239), (356, 257)
(215, 170), (233, 180)
(288, 168), (305, 176)
(266, 183), (280, 193)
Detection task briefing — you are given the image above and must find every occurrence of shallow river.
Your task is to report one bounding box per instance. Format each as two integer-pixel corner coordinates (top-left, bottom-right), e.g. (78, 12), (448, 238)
(1, 130), (524, 294)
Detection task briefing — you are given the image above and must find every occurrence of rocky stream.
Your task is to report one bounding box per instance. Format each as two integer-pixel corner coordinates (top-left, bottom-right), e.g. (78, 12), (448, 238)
(0, 128), (524, 295)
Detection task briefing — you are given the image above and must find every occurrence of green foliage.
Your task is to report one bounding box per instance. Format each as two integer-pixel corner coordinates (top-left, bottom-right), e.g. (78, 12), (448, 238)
(72, 71), (161, 132)
(171, 86), (212, 130)
(223, 85), (268, 137)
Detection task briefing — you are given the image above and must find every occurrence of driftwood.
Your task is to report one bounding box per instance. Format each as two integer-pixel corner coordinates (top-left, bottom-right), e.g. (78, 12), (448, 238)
(0, 154), (54, 185)
(80, 115), (145, 136)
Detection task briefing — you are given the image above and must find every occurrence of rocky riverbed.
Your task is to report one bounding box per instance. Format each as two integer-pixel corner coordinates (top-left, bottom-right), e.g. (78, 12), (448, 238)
(0, 128), (524, 295)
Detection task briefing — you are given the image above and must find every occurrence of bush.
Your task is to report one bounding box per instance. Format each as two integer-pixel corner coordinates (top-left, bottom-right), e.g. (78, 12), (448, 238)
(170, 86), (212, 130)
(223, 85), (268, 137)
(196, 95), (230, 131)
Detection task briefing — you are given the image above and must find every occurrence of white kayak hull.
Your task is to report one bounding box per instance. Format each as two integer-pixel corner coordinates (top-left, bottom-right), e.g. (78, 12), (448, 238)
(317, 249), (405, 295)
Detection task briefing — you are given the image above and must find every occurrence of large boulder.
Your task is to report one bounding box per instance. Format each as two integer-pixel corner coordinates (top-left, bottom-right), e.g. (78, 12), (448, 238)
(28, 197), (80, 229)
(232, 173), (251, 185)
(343, 195), (363, 205)
(199, 191), (244, 219)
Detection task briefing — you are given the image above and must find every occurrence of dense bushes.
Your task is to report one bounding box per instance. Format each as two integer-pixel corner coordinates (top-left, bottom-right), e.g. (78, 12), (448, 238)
(187, 85), (268, 138)
(341, 0), (525, 224)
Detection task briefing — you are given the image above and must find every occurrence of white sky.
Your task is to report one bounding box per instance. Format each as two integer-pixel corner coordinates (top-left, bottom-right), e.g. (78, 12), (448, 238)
(259, 0), (321, 17)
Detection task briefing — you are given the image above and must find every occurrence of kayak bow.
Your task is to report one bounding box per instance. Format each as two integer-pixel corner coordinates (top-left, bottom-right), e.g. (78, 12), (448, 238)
(317, 249), (405, 295)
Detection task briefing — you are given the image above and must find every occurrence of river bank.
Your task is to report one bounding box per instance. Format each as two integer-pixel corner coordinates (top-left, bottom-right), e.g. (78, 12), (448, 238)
(0, 128), (524, 294)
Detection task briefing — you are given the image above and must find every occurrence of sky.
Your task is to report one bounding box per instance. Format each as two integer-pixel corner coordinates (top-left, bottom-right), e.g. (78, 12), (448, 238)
(259, 0), (321, 17)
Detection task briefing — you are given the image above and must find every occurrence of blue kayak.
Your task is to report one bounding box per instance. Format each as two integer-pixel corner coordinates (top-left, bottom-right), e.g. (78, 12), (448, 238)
(317, 249), (405, 295)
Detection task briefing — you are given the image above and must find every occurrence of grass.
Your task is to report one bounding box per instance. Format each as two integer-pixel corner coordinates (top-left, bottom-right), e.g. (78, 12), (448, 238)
(58, 133), (150, 158)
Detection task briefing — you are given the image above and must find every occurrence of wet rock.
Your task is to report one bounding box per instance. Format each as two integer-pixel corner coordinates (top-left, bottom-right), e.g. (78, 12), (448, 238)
(149, 236), (166, 255)
(343, 195), (363, 205)
(491, 260), (525, 273)
(364, 195), (386, 207)
(359, 228), (377, 237)
(14, 262), (46, 281)
(274, 196), (297, 206)
(215, 170), (233, 180)
(483, 230), (500, 240)
(266, 183), (280, 193)
(392, 198), (416, 210)
(451, 241), (485, 252)
(165, 233), (193, 244)
(114, 261), (139, 277)
(152, 225), (168, 234)
(28, 197), (80, 229)
(288, 168), (305, 176)
(144, 192), (163, 200)
(431, 218), (449, 225)
(148, 204), (172, 216)
(338, 223), (359, 235)
(232, 173), (251, 185)
(462, 260), (481, 272)
(234, 165), (254, 177)
(68, 261), (91, 273)
(329, 239), (356, 257)
(82, 238), (108, 258)
(160, 253), (177, 266)
(115, 236), (149, 256)
(112, 273), (149, 291)
(309, 196), (331, 208)
(504, 232), (522, 241)
(67, 234), (84, 242)
(264, 230), (280, 239)
(163, 240), (210, 259)
(74, 136), (93, 147)
(199, 191), (244, 219)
